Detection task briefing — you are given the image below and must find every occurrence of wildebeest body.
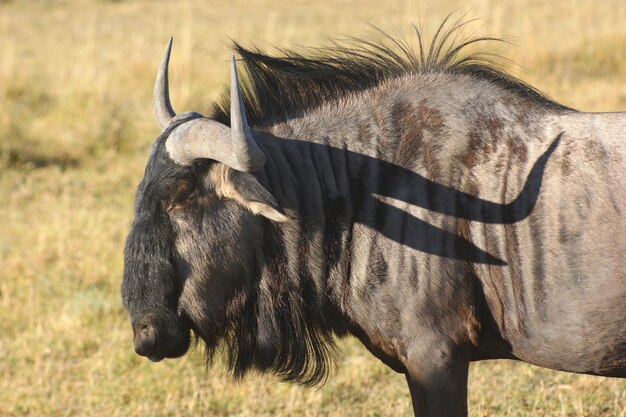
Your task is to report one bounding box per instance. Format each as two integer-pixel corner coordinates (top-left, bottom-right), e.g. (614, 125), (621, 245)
(122, 25), (626, 417)
(242, 75), (626, 374)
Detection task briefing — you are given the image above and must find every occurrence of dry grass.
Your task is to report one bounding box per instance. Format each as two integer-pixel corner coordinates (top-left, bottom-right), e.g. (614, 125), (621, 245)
(1, 0), (625, 416)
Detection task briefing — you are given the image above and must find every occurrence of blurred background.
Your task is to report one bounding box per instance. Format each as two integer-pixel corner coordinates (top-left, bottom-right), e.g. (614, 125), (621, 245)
(1, 0), (625, 416)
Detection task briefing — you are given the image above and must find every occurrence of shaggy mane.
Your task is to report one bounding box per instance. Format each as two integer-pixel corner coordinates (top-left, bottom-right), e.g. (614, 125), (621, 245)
(210, 17), (569, 127)
(196, 221), (339, 386)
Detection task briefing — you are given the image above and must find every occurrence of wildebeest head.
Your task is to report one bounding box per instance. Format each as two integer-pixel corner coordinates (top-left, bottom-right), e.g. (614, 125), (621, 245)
(121, 38), (287, 362)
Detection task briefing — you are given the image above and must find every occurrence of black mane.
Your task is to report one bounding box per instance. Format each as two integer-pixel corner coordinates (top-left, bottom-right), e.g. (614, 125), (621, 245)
(210, 17), (569, 128)
(196, 220), (340, 386)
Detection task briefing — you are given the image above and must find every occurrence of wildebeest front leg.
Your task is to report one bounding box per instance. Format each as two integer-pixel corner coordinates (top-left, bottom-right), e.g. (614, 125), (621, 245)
(404, 345), (470, 417)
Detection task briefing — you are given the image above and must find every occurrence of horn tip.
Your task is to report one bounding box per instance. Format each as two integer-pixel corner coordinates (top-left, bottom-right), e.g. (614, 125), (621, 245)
(154, 36), (177, 129)
(230, 56), (238, 77)
(230, 56), (241, 92)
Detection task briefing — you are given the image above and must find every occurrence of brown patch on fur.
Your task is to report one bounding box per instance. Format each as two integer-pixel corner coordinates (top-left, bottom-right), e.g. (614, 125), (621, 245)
(416, 99), (445, 130)
(421, 141), (443, 180)
(483, 116), (504, 136)
(473, 114), (506, 157)
(464, 177), (480, 198)
(416, 99), (444, 179)
(394, 101), (424, 167)
(463, 130), (483, 168)
(462, 115), (509, 170)
(392, 100), (444, 178)
(463, 151), (478, 169)
(506, 135), (528, 164)
(455, 217), (471, 243)
(560, 144), (573, 176)
(583, 139), (610, 169)
(373, 104), (391, 137)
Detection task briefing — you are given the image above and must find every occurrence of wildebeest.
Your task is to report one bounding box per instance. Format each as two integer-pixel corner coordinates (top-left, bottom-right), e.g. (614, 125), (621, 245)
(121, 21), (626, 417)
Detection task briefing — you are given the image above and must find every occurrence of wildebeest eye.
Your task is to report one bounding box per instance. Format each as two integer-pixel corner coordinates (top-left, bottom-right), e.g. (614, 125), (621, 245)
(164, 179), (196, 212)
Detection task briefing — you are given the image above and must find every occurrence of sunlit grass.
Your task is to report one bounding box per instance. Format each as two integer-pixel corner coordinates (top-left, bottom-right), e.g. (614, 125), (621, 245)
(1, 0), (625, 415)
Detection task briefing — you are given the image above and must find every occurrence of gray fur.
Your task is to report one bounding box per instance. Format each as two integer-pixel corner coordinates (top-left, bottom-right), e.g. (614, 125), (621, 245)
(123, 28), (626, 417)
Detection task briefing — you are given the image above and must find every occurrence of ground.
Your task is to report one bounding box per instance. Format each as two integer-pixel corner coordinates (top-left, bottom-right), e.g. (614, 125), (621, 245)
(1, 0), (626, 416)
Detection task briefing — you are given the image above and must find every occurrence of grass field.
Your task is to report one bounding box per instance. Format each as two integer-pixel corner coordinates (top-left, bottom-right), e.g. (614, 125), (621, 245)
(1, 0), (626, 416)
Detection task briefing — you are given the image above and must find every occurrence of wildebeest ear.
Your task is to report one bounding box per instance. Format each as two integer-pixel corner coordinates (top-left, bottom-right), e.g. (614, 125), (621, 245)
(211, 164), (288, 223)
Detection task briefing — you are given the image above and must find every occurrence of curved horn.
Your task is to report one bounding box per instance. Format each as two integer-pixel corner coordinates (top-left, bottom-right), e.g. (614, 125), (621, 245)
(164, 57), (266, 172)
(153, 37), (176, 129)
(228, 56), (266, 171)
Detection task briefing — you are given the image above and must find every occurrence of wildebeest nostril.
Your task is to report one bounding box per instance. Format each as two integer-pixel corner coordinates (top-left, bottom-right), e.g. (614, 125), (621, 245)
(134, 324), (157, 357)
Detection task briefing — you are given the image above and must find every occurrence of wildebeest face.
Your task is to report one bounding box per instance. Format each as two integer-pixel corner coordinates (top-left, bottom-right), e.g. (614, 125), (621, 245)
(166, 160), (287, 348)
(121, 38), (286, 362)
(121, 136), (286, 361)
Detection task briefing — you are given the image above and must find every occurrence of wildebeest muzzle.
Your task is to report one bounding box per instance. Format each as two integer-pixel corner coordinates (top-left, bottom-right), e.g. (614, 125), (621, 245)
(131, 311), (191, 362)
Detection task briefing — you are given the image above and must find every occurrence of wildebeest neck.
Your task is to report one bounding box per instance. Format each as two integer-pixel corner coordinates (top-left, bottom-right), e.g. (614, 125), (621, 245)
(249, 79), (565, 347)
